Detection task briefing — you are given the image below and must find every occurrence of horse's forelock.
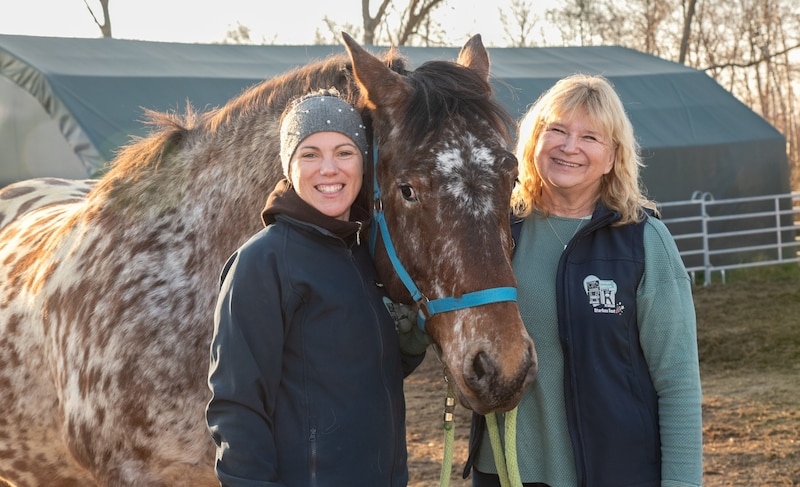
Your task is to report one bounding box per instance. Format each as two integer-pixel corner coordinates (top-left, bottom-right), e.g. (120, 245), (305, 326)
(399, 61), (514, 148)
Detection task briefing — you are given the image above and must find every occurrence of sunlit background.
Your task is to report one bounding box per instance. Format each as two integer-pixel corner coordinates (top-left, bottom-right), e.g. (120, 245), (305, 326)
(0, 0), (542, 46)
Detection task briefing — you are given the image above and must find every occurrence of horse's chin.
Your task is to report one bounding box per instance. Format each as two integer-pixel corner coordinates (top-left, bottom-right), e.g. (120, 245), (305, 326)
(453, 386), (485, 414)
(443, 367), (526, 416)
(453, 385), (524, 416)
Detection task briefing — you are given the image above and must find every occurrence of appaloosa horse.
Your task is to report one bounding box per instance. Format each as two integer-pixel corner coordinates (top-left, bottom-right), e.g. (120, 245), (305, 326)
(0, 33), (536, 486)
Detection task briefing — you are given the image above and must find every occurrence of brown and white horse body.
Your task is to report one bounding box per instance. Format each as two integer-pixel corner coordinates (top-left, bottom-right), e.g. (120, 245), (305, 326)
(0, 34), (536, 486)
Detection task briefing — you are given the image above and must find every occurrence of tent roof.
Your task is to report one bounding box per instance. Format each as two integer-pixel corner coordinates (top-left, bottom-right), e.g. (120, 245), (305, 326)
(0, 34), (788, 200)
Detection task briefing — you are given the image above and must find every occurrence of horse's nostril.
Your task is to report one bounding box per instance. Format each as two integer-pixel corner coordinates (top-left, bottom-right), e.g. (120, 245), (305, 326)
(472, 351), (487, 380)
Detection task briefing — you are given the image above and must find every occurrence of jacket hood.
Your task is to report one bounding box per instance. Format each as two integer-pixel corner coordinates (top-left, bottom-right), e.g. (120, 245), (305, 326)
(261, 179), (369, 245)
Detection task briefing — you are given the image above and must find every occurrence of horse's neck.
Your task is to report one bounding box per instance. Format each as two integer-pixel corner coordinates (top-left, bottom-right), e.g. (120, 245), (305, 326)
(85, 62), (357, 263)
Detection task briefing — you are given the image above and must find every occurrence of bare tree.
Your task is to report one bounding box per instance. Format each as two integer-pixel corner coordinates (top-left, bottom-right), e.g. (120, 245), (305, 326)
(362, 0), (392, 45)
(222, 22), (252, 45)
(678, 0), (698, 64)
(500, 0), (539, 47)
(392, 0), (447, 46)
(316, 17), (362, 45)
(626, 0), (673, 55)
(84, 0), (111, 38)
(545, 0), (606, 46)
(314, 0), (446, 46)
(540, 0), (682, 54)
(363, 0), (448, 45)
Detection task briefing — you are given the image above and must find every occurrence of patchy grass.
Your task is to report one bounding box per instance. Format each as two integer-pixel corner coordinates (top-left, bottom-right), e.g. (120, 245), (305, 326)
(694, 264), (800, 372)
(405, 264), (800, 486)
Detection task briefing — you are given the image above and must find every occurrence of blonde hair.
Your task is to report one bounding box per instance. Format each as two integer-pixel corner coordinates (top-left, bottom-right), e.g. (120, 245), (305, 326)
(511, 74), (656, 224)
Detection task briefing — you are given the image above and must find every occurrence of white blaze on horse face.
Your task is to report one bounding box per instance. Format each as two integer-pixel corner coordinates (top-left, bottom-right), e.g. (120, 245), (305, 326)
(435, 133), (497, 219)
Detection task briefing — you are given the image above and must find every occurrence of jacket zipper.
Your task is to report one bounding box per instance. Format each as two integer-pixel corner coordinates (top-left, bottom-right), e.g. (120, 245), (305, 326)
(309, 423), (318, 486)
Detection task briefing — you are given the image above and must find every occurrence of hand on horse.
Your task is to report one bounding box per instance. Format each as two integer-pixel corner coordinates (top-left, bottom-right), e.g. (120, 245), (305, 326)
(382, 297), (431, 356)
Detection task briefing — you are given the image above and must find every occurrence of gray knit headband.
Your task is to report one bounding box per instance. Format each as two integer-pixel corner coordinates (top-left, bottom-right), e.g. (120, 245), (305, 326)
(279, 90), (368, 177)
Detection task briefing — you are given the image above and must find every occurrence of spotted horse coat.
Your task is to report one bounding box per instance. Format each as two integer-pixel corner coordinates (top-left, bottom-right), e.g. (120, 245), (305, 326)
(0, 33), (536, 486)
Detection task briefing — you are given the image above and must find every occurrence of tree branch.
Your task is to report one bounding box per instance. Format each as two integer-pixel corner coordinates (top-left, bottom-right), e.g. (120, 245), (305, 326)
(702, 42), (800, 72)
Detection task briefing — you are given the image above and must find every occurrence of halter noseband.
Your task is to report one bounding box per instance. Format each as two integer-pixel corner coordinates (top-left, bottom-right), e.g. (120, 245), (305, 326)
(368, 136), (517, 332)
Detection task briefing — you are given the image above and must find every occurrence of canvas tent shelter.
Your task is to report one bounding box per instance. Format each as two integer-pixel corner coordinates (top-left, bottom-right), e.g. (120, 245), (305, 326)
(0, 34), (789, 202)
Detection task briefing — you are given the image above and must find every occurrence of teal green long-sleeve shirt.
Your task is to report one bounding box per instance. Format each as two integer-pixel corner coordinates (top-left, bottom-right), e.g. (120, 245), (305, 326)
(475, 214), (703, 486)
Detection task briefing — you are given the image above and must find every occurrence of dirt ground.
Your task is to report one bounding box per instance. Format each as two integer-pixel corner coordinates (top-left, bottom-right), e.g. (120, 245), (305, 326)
(404, 273), (800, 486)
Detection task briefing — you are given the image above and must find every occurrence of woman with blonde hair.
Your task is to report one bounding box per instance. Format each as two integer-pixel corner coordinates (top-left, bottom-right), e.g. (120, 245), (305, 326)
(465, 74), (703, 487)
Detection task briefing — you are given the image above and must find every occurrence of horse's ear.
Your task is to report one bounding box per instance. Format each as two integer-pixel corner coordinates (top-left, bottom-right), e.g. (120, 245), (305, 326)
(341, 32), (411, 111)
(456, 34), (490, 83)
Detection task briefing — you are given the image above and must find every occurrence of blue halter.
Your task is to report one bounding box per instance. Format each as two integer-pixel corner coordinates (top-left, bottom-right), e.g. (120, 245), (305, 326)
(368, 137), (517, 332)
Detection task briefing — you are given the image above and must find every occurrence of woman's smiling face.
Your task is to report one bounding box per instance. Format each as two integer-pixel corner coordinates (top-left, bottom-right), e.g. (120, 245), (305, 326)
(289, 131), (364, 221)
(534, 111), (616, 197)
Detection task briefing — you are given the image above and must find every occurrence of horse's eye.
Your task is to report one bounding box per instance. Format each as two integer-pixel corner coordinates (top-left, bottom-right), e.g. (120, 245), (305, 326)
(398, 184), (418, 202)
(501, 152), (518, 171)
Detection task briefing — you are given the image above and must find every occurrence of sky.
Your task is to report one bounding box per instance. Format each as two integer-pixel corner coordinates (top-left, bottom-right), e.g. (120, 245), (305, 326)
(0, 0), (528, 47)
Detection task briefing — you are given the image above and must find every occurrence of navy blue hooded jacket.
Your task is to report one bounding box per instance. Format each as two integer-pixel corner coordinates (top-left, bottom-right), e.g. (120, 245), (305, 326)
(207, 181), (416, 487)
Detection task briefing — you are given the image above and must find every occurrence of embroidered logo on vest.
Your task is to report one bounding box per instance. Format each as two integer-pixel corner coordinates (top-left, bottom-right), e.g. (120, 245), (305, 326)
(583, 275), (625, 315)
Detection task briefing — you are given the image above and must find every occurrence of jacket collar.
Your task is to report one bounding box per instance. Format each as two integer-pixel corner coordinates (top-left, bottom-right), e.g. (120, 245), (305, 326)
(261, 179), (369, 246)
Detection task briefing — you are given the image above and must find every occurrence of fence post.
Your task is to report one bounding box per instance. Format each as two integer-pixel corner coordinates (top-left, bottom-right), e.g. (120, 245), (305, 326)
(693, 191), (714, 286)
(775, 196), (783, 262)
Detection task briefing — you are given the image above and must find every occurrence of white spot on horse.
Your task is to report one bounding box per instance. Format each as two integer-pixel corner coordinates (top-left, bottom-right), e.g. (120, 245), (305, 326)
(434, 133), (497, 219)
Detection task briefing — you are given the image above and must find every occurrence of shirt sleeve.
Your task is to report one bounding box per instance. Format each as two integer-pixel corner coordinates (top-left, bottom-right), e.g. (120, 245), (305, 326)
(637, 218), (704, 487)
(206, 240), (288, 487)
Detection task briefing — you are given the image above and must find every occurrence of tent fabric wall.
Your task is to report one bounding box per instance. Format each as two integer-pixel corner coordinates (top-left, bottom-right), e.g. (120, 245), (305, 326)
(0, 44), (100, 186)
(0, 34), (789, 202)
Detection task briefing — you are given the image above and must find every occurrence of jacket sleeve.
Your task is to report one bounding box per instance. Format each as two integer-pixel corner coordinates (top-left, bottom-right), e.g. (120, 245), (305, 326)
(637, 219), (703, 487)
(206, 239), (288, 487)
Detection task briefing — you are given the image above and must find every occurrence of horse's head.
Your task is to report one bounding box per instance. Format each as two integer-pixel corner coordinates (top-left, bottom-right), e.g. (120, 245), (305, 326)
(343, 33), (537, 414)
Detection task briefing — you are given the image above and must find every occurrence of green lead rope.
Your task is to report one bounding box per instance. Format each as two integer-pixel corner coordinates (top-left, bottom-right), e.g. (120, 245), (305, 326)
(438, 384), (522, 487)
(486, 408), (522, 487)
(439, 384), (457, 487)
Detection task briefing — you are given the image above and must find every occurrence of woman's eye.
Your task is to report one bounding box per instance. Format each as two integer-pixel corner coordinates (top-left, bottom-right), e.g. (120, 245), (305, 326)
(398, 184), (418, 202)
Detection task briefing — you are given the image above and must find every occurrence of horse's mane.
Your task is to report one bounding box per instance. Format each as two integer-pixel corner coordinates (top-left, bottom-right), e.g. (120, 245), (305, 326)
(93, 54), (357, 185)
(87, 48), (408, 215)
(397, 60), (515, 150)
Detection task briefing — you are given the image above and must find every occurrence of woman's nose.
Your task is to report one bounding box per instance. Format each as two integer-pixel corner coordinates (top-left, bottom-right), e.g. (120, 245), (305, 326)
(319, 155), (339, 174)
(561, 133), (579, 152)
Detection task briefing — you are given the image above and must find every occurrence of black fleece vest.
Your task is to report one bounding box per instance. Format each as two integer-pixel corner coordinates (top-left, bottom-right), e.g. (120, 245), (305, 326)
(556, 205), (660, 486)
(465, 206), (660, 486)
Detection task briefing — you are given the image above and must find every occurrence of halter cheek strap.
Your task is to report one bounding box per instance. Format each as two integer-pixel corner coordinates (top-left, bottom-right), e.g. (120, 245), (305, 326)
(369, 136), (517, 332)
